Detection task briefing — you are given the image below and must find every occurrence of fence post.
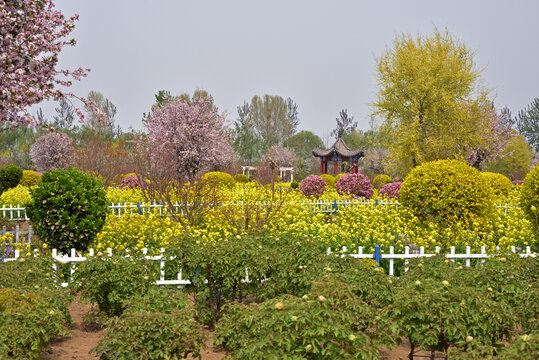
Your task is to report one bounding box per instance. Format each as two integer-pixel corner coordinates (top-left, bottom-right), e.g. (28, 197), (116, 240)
(375, 199), (378, 206)
(333, 199), (338, 213)
(137, 202), (141, 215)
(373, 245), (381, 266)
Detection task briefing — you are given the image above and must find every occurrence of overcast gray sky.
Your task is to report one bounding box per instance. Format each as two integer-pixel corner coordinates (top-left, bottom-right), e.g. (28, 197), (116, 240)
(41, 0), (539, 141)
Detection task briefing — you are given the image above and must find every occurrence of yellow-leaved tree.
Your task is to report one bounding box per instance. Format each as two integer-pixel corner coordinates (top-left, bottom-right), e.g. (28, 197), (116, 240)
(372, 28), (501, 176)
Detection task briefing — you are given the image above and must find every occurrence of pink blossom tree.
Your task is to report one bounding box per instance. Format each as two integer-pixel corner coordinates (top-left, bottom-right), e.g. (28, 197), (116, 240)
(30, 131), (73, 172)
(0, 0), (101, 128)
(465, 108), (515, 170)
(261, 145), (297, 168)
(144, 96), (232, 181)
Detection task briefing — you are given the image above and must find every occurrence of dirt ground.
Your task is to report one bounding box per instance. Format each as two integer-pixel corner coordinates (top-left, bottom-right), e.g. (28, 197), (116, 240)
(40, 296), (443, 359)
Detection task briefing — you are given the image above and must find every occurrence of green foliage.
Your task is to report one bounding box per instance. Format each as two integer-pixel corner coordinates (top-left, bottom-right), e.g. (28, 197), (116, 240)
(373, 174), (392, 190)
(93, 287), (206, 359)
(0, 255), (73, 326)
(71, 254), (156, 317)
(373, 28), (493, 175)
(0, 164), (23, 194)
(390, 255), (536, 356)
(400, 160), (494, 226)
(27, 168), (108, 253)
(320, 174), (335, 187)
(485, 134), (533, 180)
(482, 172), (512, 199)
(234, 173), (250, 183)
(19, 170), (41, 187)
(283, 130), (324, 161)
(521, 164), (539, 230)
(0, 184), (32, 206)
(0, 288), (70, 359)
(290, 180), (299, 189)
(215, 276), (394, 359)
(200, 171), (235, 189)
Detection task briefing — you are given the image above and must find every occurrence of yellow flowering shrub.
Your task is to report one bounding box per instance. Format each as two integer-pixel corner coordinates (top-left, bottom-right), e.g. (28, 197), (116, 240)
(105, 187), (146, 204)
(92, 211), (184, 254)
(0, 185), (33, 206)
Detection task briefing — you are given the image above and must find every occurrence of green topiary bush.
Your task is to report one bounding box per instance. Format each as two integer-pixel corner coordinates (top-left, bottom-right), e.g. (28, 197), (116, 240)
(481, 172), (512, 199)
(201, 171), (236, 189)
(27, 168), (108, 253)
(234, 173), (250, 183)
(0, 164), (23, 194)
(520, 164), (539, 230)
(373, 174), (392, 190)
(320, 174), (336, 188)
(19, 170), (41, 187)
(400, 160), (494, 226)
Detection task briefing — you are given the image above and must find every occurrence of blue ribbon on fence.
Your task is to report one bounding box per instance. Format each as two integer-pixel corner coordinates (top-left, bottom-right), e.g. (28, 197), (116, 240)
(373, 245), (381, 266)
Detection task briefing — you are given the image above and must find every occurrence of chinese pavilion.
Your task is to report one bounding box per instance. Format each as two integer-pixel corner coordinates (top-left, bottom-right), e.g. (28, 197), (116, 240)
(312, 138), (364, 174)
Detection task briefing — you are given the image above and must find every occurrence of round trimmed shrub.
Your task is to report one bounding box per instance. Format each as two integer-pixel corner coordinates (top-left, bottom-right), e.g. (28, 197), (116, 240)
(520, 164), (539, 229)
(482, 172), (512, 199)
(201, 171), (236, 189)
(234, 173), (250, 183)
(29, 132), (73, 173)
(335, 173), (373, 199)
(379, 181), (402, 199)
(290, 180), (299, 189)
(19, 170), (41, 187)
(335, 173), (346, 183)
(27, 168), (108, 253)
(299, 175), (327, 197)
(373, 174), (392, 190)
(0, 185), (32, 206)
(320, 174), (336, 187)
(0, 164), (23, 194)
(400, 160), (494, 226)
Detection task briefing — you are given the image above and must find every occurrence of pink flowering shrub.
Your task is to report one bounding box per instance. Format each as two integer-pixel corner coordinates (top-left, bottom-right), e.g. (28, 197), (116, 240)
(379, 181), (402, 199)
(30, 132), (73, 173)
(299, 175), (327, 197)
(120, 175), (144, 189)
(335, 173), (373, 199)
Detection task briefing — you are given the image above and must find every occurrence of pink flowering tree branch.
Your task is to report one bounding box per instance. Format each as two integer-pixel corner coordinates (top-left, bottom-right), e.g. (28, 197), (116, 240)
(0, 0), (103, 129)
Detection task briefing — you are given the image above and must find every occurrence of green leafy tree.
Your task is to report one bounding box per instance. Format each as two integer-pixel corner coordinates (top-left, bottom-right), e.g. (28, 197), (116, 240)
(85, 90), (121, 138)
(232, 101), (261, 164)
(515, 98), (539, 152)
(331, 109), (357, 139)
(373, 28), (496, 175)
(283, 130), (324, 161)
(485, 134), (533, 180)
(246, 94), (299, 152)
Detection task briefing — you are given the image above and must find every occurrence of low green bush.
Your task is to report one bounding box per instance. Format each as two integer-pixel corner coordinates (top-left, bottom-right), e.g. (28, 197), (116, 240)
(27, 168), (108, 253)
(520, 164), (539, 230)
(400, 160), (494, 226)
(320, 174), (336, 187)
(482, 172), (512, 199)
(234, 173), (250, 183)
(19, 170), (41, 187)
(215, 276), (394, 359)
(93, 287), (206, 359)
(201, 171), (236, 189)
(71, 254), (156, 317)
(373, 174), (392, 189)
(0, 164), (23, 194)
(0, 288), (70, 359)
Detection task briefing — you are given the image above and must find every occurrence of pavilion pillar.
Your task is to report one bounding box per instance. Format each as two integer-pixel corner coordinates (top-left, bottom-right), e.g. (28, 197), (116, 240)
(334, 159), (338, 175)
(324, 161), (328, 174)
(320, 158), (324, 174)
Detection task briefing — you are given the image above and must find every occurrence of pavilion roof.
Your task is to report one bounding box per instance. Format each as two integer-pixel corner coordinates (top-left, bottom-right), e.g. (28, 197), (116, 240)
(312, 137), (364, 158)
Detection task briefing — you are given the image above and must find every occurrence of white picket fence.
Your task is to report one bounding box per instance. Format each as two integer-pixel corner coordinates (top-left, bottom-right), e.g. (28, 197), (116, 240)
(1, 225), (33, 244)
(1, 245), (535, 286)
(0, 201), (519, 220)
